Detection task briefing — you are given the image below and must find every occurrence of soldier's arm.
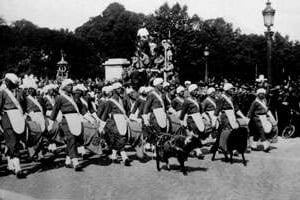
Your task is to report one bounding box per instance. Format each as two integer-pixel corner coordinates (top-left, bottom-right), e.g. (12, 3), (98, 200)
(50, 96), (61, 121)
(143, 94), (153, 115)
(247, 101), (256, 119)
(100, 101), (112, 122)
(179, 101), (188, 121)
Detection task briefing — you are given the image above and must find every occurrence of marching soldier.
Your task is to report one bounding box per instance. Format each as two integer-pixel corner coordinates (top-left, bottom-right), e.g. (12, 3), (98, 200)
(202, 87), (218, 129)
(170, 86), (185, 117)
(97, 86), (111, 120)
(99, 82), (132, 166)
(43, 84), (62, 152)
(179, 84), (206, 159)
(215, 83), (248, 153)
(50, 79), (83, 171)
(143, 78), (170, 139)
(130, 86), (147, 122)
(0, 73), (26, 178)
(23, 77), (47, 160)
(248, 88), (277, 152)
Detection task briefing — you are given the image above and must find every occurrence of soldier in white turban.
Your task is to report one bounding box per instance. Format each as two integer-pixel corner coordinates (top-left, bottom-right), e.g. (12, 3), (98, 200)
(248, 88), (277, 152)
(0, 73), (26, 178)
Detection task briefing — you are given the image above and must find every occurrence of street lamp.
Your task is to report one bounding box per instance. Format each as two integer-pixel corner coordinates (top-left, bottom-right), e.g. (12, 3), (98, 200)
(262, 0), (275, 84)
(204, 46), (210, 82)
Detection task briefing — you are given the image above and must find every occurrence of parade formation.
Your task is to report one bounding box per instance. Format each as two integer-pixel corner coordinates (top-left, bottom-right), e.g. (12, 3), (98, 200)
(1, 19), (300, 182)
(0, 68), (288, 178)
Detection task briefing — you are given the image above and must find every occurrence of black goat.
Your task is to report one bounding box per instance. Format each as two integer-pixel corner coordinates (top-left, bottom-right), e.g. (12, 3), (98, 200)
(155, 132), (202, 175)
(211, 127), (248, 166)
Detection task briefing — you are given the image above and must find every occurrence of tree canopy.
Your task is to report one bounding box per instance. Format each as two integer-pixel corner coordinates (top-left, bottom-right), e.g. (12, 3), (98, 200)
(0, 2), (299, 82)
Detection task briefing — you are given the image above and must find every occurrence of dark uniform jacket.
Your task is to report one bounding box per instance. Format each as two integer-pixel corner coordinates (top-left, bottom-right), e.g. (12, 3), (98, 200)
(179, 98), (202, 120)
(171, 97), (184, 112)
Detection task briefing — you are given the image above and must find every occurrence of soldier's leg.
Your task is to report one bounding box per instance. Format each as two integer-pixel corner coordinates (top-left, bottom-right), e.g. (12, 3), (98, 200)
(61, 120), (80, 170)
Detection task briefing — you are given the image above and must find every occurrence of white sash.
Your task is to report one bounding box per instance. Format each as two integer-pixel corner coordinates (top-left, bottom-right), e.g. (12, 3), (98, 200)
(27, 95), (44, 113)
(64, 113), (83, 136)
(190, 113), (205, 132)
(255, 98), (273, 133)
(224, 110), (239, 129)
(3, 88), (25, 134)
(80, 97), (89, 109)
(258, 115), (272, 133)
(186, 98), (205, 131)
(151, 91), (167, 128)
(206, 97), (217, 109)
(60, 93), (80, 113)
(108, 98), (129, 136)
(176, 97), (184, 104)
(153, 108), (167, 128)
(45, 95), (55, 107)
(222, 94), (239, 129)
(29, 111), (46, 132)
(187, 97), (200, 110)
(91, 101), (97, 112)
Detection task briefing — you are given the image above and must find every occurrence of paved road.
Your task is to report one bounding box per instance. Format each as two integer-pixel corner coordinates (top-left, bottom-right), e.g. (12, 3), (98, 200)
(1, 137), (300, 200)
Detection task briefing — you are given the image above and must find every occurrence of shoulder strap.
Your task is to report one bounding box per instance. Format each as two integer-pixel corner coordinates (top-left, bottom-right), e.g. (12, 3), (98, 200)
(60, 93), (79, 113)
(46, 95), (55, 107)
(255, 98), (268, 112)
(222, 94), (234, 109)
(176, 97), (184, 104)
(27, 95), (44, 113)
(109, 98), (127, 116)
(3, 88), (23, 113)
(151, 91), (165, 109)
(206, 97), (217, 109)
(80, 97), (89, 108)
(187, 97), (200, 111)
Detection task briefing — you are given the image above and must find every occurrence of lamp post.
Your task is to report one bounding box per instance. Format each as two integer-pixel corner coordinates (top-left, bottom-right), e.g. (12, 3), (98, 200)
(262, 0), (275, 84)
(204, 46), (210, 82)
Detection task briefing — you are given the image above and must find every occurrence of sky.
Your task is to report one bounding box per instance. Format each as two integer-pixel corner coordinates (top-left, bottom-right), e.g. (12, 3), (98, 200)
(1, 0), (300, 40)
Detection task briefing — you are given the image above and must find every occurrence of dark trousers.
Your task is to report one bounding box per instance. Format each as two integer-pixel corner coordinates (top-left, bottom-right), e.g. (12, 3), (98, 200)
(1, 113), (22, 158)
(3, 128), (21, 158)
(61, 118), (80, 159)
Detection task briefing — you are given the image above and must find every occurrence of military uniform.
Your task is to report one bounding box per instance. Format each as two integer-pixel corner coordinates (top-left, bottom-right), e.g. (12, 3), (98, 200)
(100, 94), (129, 151)
(248, 98), (276, 143)
(202, 96), (218, 128)
(215, 94), (240, 151)
(143, 89), (169, 134)
(0, 87), (25, 158)
(171, 96), (184, 114)
(131, 96), (146, 119)
(51, 93), (82, 160)
(180, 97), (206, 137)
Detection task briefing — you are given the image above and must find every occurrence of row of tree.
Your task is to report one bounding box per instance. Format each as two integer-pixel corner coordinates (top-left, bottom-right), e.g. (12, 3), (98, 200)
(0, 2), (300, 82)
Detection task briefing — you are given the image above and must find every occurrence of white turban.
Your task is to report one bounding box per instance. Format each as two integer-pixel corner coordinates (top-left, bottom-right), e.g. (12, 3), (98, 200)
(256, 88), (266, 95)
(60, 79), (73, 90)
(73, 84), (87, 92)
(153, 78), (163, 86)
(126, 87), (134, 94)
(5, 73), (19, 84)
(184, 80), (191, 86)
(138, 86), (146, 94)
(223, 83), (234, 91)
(163, 82), (170, 88)
(188, 84), (198, 93)
(207, 87), (216, 95)
(106, 86), (114, 93)
(176, 86), (185, 94)
(112, 82), (122, 90)
(23, 77), (37, 90)
(145, 86), (154, 93)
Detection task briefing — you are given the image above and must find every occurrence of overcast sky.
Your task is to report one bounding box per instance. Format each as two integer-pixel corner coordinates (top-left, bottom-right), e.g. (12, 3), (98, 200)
(1, 0), (300, 40)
